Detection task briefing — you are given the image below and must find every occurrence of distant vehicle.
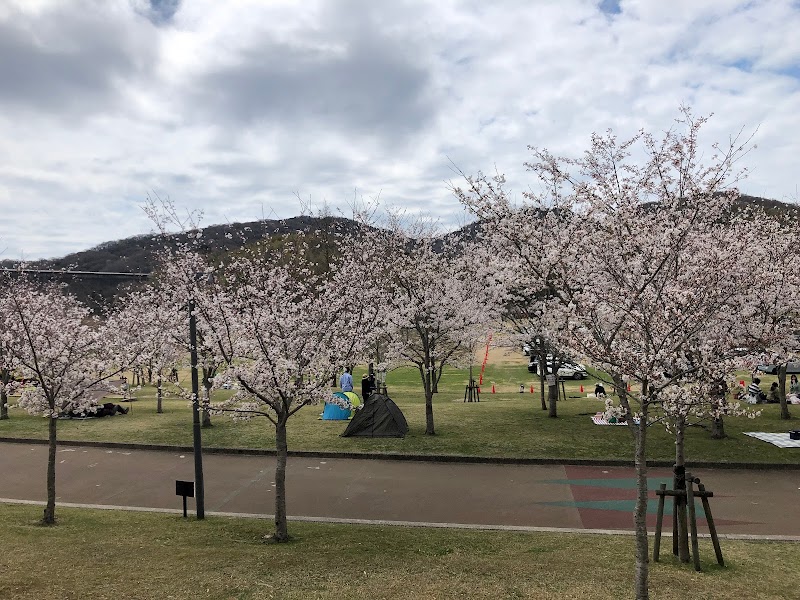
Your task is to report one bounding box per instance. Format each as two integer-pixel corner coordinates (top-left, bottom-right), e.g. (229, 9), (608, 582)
(528, 359), (588, 380)
(522, 343), (532, 356)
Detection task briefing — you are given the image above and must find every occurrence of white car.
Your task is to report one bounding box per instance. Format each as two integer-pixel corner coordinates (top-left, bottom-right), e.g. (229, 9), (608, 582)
(528, 360), (588, 379)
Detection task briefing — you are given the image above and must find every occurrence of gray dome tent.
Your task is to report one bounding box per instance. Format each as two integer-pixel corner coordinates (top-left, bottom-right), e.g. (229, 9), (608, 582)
(340, 393), (409, 438)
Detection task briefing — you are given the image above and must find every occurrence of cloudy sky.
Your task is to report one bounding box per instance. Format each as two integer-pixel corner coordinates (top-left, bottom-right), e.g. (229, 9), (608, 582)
(1, 0), (799, 260)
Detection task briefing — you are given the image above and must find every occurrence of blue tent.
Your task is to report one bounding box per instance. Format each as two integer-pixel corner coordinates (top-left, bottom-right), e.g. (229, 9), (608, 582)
(321, 391), (360, 420)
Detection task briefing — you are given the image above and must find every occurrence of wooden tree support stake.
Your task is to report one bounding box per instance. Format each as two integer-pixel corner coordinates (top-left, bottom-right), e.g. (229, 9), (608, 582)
(464, 378), (480, 402)
(686, 472), (701, 572)
(653, 483), (667, 561)
(653, 475), (724, 570)
(698, 483), (725, 567)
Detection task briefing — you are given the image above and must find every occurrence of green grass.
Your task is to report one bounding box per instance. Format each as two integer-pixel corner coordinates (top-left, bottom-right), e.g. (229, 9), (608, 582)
(1, 360), (798, 465)
(0, 504), (797, 600)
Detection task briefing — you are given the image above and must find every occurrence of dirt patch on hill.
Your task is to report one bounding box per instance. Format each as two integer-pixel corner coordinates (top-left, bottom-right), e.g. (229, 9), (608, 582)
(474, 342), (527, 366)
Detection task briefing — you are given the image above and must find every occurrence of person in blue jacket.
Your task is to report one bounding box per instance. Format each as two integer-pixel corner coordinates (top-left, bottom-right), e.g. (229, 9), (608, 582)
(339, 367), (354, 392)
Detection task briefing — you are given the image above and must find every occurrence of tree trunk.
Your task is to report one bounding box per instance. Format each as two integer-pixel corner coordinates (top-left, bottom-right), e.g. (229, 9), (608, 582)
(710, 416), (725, 439)
(538, 346), (547, 411)
(272, 415), (290, 542)
(0, 385), (8, 420)
(710, 379), (727, 439)
(548, 381), (558, 418)
(632, 411), (650, 600)
(616, 376), (648, 599)
(201, 386), (212, 427)
(156, 370), (163, 414)
(424, 364), (436, 435)
(777, 364), (791, 420)
(547, 359), (559, 418)
(42, 415), (58, 525)
(674, 414), (690, 563)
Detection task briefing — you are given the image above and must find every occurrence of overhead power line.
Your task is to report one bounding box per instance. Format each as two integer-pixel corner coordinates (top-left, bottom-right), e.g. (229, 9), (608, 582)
(0, 269), (150, 278)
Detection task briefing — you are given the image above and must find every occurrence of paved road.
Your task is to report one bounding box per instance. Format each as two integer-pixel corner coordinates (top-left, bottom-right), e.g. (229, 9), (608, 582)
(1, 442), (798, 539)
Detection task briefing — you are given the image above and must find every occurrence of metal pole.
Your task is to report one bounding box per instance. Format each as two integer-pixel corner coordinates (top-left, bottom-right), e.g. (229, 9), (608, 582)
(188, 298), (205, 519)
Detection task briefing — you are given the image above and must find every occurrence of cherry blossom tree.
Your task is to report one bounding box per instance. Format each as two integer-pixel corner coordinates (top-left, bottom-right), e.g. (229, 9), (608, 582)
(0, 277), (136, 525)
(0, 322), (19, 420)
(451, 165), (588, 419)
(151, 212), (381, 541)
(106, 286), (183, 414)
(456, 109), (757, 599)
(735, 215), (800, 420)
(375, 217), (502, 435)
(207, 236), (380, 541)
(142, 197), (227, 426)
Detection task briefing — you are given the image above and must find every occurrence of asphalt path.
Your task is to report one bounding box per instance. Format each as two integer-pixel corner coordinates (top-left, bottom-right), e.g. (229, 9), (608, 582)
(1, 442), (798, 540)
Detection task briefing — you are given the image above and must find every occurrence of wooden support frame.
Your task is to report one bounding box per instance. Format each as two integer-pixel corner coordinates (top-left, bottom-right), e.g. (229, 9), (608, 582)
(653, 475), (725, 570)
(464, 378), (480, 402)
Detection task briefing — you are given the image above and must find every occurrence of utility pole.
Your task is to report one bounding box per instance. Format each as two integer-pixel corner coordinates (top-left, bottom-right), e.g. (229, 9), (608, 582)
(188, 298), (205, 519)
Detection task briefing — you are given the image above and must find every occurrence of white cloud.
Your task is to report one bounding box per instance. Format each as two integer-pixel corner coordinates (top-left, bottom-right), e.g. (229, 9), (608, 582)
(0, 0), (799, 259)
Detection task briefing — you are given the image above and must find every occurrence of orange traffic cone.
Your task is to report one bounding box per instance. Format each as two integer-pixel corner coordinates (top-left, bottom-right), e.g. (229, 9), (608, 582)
(580, 385), (584, 393)
(491, 384), (496, 394)
(477, 387), (481, 394)
(627, 383), (631, 392)
(530, 385), (534, 393)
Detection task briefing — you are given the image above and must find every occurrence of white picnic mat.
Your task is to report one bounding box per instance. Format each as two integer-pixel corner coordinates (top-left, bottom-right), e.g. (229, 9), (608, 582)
(744, 432), (800, 448)
(591, 413), (639, 426)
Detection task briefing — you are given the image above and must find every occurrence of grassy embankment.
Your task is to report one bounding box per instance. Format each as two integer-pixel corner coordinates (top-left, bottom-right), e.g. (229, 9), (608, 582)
(1, 349), (797, 464)
(1, 504), (797, 600)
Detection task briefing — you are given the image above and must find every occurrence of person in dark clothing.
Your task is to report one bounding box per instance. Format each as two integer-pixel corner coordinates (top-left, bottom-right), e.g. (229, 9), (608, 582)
(361, 373), (376, 400)
(594, 383), (607, 398)
(66, 403), (128, 418)
(766, 382), (780, 404)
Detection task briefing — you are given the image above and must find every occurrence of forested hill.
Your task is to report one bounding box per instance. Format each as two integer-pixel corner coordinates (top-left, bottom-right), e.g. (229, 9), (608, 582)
(2, 215), (360, 274)
(735, 193), (800, 217)
(1, 194), (795, 310)
(0, 215), (359, 310)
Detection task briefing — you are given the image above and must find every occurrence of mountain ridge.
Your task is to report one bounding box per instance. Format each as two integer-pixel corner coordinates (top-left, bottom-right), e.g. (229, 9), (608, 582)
(1, 194), (795, 309)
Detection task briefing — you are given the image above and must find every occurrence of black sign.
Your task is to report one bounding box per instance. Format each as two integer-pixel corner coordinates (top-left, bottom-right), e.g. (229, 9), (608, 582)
(176, 480), (195, 497)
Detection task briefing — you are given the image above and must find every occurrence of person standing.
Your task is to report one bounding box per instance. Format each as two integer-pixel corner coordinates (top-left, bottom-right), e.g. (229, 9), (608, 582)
(361, 373), (376, 399)
(339, 367), (353, 392)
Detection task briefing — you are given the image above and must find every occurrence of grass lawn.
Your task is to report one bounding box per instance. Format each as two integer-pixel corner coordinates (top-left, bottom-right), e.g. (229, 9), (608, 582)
(1, 353), (798, 465)
(0, 504), (797, 600)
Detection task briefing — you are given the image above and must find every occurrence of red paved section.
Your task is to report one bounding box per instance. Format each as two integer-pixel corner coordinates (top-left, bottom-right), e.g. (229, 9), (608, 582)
(0, 442), (798, 538)
(565, 466), (764, 532)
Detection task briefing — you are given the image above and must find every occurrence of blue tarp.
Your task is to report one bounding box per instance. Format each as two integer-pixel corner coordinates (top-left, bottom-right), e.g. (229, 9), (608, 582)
(321, 391), (360, 420)
(321, 403), (351, 420)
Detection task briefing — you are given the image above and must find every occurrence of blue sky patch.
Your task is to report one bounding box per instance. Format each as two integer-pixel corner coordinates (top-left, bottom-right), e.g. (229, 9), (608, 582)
(599, 0), (622, 15)
(146, 0), (180, 24)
